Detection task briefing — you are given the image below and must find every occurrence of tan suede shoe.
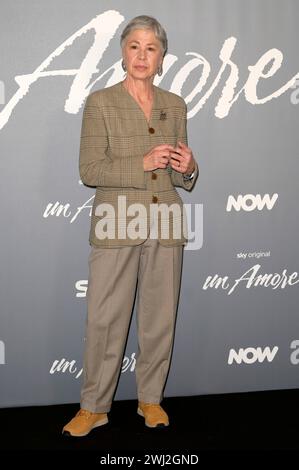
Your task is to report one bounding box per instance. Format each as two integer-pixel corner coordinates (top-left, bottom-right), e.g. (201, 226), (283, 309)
(62, 409), (108, 437)
(137, 402), (169, 428)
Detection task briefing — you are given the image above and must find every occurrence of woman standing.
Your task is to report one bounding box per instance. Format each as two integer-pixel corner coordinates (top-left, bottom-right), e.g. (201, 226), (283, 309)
(63, 15), (199, 437)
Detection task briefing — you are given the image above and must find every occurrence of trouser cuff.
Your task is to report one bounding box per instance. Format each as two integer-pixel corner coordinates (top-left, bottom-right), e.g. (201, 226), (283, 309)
(137, 393), (162, 404)
(80, 400), (112, 413)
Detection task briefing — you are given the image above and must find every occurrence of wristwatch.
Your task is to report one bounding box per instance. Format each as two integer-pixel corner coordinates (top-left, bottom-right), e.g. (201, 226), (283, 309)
(183, 170), (195, 181)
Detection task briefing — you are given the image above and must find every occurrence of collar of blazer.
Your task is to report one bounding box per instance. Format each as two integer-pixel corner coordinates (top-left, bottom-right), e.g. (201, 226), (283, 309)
(119, 80), (158, 126)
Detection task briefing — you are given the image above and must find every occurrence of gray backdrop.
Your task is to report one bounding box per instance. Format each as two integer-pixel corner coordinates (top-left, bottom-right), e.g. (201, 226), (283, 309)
(1, 0), (299, 408)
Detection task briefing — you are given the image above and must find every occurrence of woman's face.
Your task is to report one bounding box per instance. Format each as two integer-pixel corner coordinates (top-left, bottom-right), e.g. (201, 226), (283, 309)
(122, 28), (163, 81)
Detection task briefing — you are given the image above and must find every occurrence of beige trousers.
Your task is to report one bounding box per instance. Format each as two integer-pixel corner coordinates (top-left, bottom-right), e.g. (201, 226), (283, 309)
(80, 236), (183, 413)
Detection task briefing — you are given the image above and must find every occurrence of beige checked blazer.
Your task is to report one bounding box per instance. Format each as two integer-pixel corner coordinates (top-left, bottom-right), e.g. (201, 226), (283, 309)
(79, 80), (199, 247)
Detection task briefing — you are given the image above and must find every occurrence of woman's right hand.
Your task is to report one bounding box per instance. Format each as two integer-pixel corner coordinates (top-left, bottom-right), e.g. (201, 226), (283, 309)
(143, 144), (176, 171)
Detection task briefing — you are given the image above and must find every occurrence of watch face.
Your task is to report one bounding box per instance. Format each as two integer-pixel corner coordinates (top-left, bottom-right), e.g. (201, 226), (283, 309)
(183, 172), (194, 180)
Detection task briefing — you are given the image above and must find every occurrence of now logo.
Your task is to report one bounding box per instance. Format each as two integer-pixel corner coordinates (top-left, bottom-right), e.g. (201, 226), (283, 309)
(228, 346), (279, 364)
(226, 193), (278, 212)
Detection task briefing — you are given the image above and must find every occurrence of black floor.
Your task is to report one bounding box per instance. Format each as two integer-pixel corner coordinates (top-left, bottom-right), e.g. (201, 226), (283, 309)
(1, 390), (299, 464)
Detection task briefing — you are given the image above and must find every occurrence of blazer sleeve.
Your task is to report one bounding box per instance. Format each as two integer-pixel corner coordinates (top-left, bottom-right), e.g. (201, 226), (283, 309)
(170, 100), (199, 191)
(79, 92), (146, 189)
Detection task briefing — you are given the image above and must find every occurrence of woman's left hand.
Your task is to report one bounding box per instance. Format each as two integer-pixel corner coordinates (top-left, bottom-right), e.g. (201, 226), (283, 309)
(169, 141), (196, 175)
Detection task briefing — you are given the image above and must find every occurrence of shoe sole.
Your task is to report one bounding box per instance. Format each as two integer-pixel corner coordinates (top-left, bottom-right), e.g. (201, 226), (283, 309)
(137, 407), (169, 428)
(62, 416), (109, 437)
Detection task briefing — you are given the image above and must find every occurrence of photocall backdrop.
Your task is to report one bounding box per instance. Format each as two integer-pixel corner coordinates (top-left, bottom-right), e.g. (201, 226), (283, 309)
(1, 0), (298, 408)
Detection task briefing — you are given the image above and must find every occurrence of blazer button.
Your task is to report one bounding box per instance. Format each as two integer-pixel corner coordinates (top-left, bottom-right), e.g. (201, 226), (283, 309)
(148, 127), (155, 134)
(151, 173), (157, 180)
(152, 195), (158, 203)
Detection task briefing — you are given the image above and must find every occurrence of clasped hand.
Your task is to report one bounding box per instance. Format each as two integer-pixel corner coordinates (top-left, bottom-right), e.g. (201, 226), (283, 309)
(143, 142), (195, 175)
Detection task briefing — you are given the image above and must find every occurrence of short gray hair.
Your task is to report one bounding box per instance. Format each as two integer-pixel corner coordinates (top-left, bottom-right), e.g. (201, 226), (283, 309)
(120, 15), (168, 57)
